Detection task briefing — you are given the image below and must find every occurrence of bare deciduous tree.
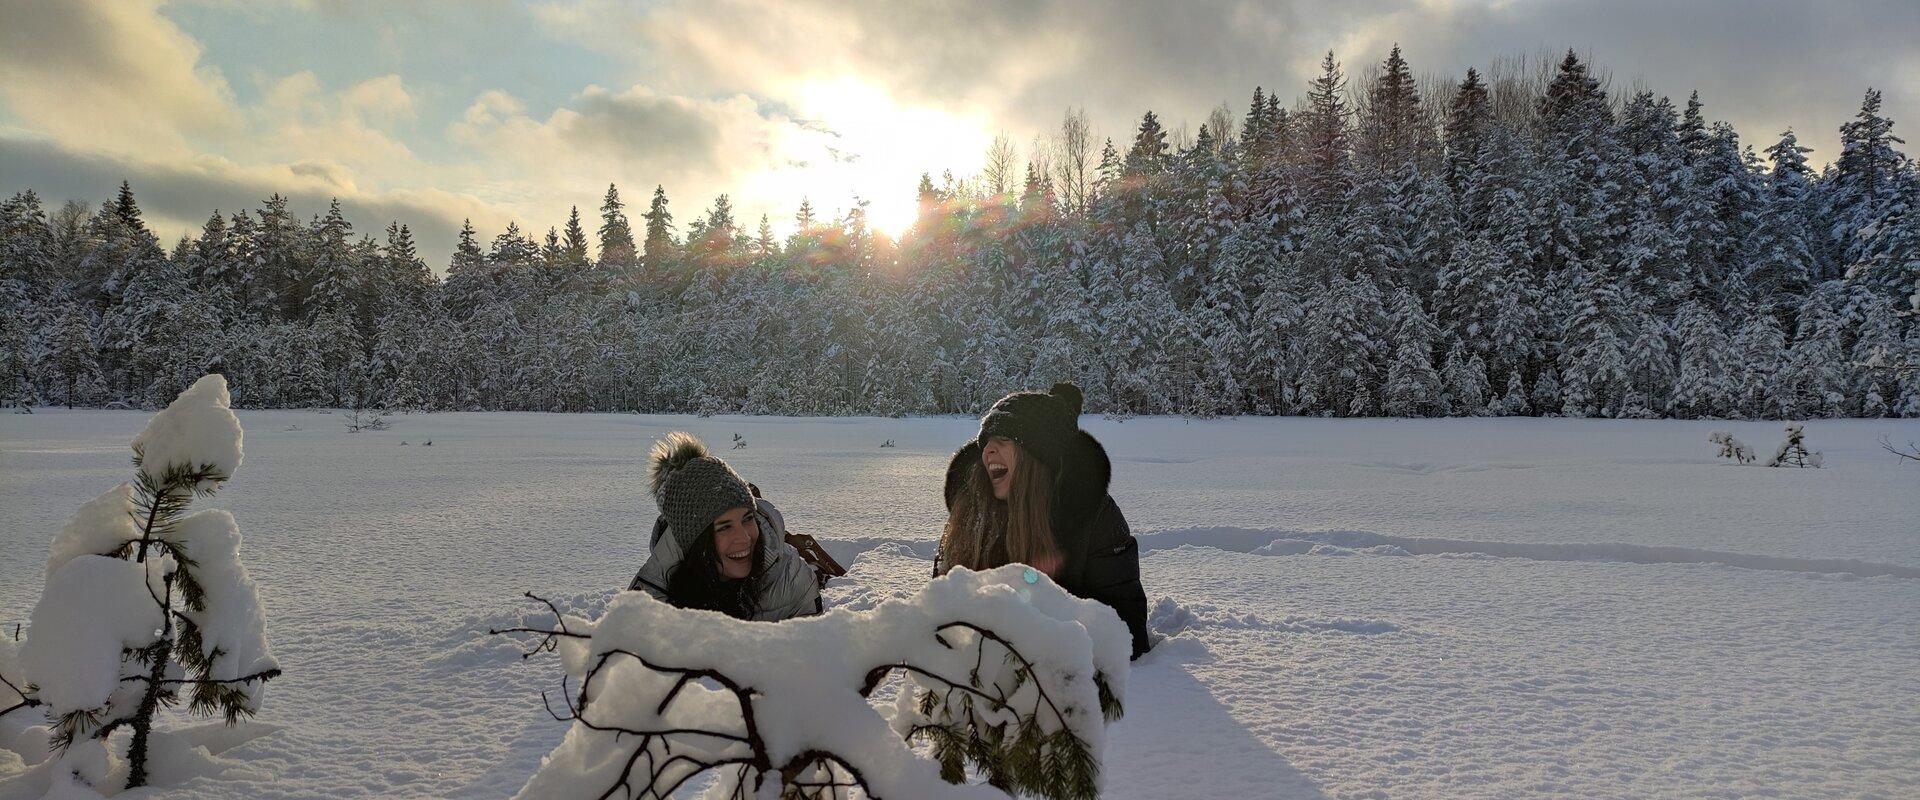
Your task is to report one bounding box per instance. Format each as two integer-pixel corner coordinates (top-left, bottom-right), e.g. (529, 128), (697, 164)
(982, 133), (1019, 199)
(1052, 107), (1095, 216)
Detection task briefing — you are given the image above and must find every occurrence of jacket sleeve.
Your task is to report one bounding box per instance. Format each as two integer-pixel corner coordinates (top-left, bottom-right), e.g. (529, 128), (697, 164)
(753, 498), (824, 620)
(1077, 499), (1152, 659)
(628, 516), (674, 601)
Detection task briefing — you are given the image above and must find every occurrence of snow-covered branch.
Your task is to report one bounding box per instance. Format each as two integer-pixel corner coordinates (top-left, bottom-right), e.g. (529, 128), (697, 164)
(495, 565), (1129, 800)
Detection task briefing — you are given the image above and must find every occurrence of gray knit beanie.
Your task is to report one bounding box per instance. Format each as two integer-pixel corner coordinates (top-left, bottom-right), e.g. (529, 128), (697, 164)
(648, 432), (756, 550)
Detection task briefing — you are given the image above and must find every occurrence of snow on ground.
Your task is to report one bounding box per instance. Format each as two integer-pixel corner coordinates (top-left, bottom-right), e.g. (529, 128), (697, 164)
(2, 411), (1917, 798)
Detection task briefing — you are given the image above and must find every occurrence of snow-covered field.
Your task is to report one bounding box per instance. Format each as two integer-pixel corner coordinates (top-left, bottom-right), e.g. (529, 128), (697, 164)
(3, 410), (1917, 799)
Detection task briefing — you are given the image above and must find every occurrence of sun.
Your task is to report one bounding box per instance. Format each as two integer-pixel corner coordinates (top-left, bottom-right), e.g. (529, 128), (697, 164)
(779, 77), (994, 241)
(863, 193), (919, 240)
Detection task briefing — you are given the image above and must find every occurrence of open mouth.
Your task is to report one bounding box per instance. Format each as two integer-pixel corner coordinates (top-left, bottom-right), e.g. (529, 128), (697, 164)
(725, 549), (751, 561)
(987, 463), (1009, 482)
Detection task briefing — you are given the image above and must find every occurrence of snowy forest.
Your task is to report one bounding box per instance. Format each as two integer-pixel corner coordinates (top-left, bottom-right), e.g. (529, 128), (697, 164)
(2, 48), (1916, 419)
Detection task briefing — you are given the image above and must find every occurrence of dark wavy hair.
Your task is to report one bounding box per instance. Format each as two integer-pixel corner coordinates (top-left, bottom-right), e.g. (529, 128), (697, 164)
(665, 519), (768, 619)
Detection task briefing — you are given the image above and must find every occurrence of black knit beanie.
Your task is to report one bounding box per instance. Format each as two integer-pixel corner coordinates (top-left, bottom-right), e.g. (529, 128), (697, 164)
(977, 382), (1084, 475)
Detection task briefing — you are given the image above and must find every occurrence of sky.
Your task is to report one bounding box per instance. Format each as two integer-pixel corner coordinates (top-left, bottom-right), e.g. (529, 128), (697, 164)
(1, 0), (1916, 270)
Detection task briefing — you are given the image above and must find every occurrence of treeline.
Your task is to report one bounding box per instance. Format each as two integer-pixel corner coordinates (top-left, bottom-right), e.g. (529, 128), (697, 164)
(1, 48), (1915, 418)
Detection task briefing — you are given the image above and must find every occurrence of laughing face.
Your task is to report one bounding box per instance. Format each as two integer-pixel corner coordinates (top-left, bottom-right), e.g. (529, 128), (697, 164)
(711, 505), (759, 580)
(981, 435), (1018, 500)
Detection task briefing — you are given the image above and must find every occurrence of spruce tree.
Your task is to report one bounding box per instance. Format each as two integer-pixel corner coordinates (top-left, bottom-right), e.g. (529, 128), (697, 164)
(1356, 44), (1433, 174)
(39, 306), (105, 408)
(1382, 289), (1443, 416)
(1444, 68), (1492, 192)
(1300, 51), (1354, 213)
(642, 185), (678, 285)
(596, 184), (637, 281)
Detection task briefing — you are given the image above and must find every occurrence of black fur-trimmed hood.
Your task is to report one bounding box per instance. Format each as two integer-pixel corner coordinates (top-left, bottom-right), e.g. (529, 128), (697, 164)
(943, 428), (1112, 526)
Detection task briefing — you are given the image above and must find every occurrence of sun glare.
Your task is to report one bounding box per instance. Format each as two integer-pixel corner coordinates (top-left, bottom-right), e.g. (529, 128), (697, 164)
(776, 78), (993, 240)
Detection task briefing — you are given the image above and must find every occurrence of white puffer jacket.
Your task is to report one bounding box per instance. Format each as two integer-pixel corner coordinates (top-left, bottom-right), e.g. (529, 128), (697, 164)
(628, 497), (821, 621)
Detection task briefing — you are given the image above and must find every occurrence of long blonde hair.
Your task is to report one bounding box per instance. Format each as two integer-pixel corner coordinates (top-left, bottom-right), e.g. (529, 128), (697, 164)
(939, 443), (1058, 575)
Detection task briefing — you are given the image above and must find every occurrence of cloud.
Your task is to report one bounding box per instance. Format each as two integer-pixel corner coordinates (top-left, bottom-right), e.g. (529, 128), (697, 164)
(339, 75), (415, 126)
(439, 83), (892, 234)
(5, 0), (1916, 271)
(0, 0), (242, 157)
(0, 132), (507, 272)
(246, 71), (423, 189)
(537, 0), (1918, 167)
(449, 84), (760, 177)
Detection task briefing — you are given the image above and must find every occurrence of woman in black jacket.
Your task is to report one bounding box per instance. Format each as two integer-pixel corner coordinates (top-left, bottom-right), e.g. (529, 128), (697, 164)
(937, 382), (1152, 658)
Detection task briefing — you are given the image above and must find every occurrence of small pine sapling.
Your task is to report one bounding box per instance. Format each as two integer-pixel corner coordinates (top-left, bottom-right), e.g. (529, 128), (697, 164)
(732, 432), (747, 449)
(1707, 431), (1756, 464)
(881, 439), (897, 448)
(11, 375), (278, 792)
(1765, 422), (1823, 468)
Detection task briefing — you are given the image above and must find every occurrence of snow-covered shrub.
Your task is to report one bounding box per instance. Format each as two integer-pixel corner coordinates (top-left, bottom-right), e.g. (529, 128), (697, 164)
(1, 374), (278, 793)
(1765, 422), (1824, 467)
(1707, 430), (1756, 464)
(495, 565), (1129, 800)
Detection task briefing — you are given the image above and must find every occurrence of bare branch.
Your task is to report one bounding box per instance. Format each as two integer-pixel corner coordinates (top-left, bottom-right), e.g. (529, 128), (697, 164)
(1881, 435), (1920, 464)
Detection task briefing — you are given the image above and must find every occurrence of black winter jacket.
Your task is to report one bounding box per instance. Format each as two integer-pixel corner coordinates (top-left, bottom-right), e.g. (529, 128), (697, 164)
(944, 434), (1152, 659)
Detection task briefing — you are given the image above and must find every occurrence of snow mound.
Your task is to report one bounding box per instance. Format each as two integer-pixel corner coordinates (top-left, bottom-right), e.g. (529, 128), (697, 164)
(0, 722), (281, 799)
(129, 375), (243, 489)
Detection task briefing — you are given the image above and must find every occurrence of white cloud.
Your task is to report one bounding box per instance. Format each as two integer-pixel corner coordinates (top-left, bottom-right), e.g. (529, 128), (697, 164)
(535, 0), (1919, 169)
(0, 0), (243, 157)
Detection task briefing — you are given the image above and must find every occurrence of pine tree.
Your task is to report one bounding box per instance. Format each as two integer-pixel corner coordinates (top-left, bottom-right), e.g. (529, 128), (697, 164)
(306, 199), (358, 319)
(1306, 273), (1388, 416)
(111, 180), (147, 235)
(694, 194), (738, 266)
(2, 190), (55, 293)
(1670, 302), (1736, 418)
(1746, 130), (1818, 306)
(1300, 51), (1354, 213)
(39, 305), (105, 407)
(1764, 422), (1822, 467)
(1444, 68), (1492, 192)
(1777, 287), (1849, 418)
(443, 219), (490, 319)
(1730, 309), (1787, 418)
(1823, 88), (1908, 275)
(380, 222), (430, 313)
(642, 185), (678, 285)
(596, 184), (637, 282)
(1622, 313), (1675, 418)
(1382, 289), (1442, 416)
(1558, 267), (1632, 417)
(15, 375), (276, 791)
(1356, 44), (1434, 174)
(562, 205), (592, 265)
(1441, 341), (1491, 417)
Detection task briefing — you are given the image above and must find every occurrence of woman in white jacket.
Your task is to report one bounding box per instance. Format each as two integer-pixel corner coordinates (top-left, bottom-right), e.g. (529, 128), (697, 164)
(627, 432), (820, 620)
